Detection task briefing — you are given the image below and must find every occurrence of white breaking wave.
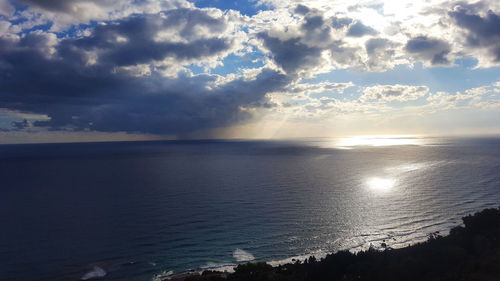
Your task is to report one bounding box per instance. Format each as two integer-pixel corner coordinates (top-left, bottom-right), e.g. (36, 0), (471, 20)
(201, 262), (236, 273)
(151, 270), (174, 281)
(81, 266), (106, 280)
(233, 248), (255, 262)
(267, 250), (328, 267)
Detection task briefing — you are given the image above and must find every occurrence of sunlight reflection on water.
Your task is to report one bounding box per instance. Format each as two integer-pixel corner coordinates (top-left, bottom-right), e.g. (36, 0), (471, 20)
(366, 177), (396, 192)
(334, 135), (423, 148)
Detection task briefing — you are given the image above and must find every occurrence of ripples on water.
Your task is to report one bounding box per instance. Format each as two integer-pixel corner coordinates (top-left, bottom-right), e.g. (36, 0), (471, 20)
(1, 136), (499, 281)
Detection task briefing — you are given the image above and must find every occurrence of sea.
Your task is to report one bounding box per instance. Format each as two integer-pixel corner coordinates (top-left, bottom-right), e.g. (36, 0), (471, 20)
(1, 136), (499, 281)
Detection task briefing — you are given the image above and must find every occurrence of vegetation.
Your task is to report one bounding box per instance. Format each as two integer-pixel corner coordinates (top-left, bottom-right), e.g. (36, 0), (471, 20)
(185, 207), (500, 281)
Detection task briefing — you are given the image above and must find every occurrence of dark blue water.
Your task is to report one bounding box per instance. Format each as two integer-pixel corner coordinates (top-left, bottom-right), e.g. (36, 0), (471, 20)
(1, 137), (500, 281)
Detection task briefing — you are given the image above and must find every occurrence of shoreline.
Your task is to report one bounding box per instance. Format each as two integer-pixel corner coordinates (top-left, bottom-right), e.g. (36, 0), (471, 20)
(157, 207), (500, 281)
(157, 231), (450, 280)
(158, 234), (449, 281)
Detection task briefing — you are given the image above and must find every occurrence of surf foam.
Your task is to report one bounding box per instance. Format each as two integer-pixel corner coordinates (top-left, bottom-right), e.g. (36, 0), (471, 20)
(233, 248), (255, 262)
(81, 266), (106, 280)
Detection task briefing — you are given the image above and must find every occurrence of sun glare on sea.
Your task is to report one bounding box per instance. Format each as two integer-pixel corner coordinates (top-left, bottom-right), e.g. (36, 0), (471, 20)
(367, 177), (395, 192)
(335, 135), (422, 148)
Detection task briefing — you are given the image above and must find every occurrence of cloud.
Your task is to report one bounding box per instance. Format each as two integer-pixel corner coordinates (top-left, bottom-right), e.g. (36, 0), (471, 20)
(264, 80), (500, 129)
(254, 7), (341, 75)
(257, 32), (323, 75)
(0, 7), (292, 135)
(293, 4), (310, 15)
(426, 83), (499, 110)
(258, 1), (500, 71)
(34, 68), (290, 134)
(361, 85), (429, 102)
(405, 36), (451, 65)
(11, 119), (30, 130)
(293, 81), (354, 93)
(0, 1), (14, 17)
(365, 38), (400, 71)
(449, 6), (500, 64)
(11, 0), (191, 31)
(273, 81), (354, 101)
(331, 17), (353, 29)
(56, 9), (241, 69)
(254, 7), (366, 74)
(346, 21), (377, 37)
(18, 0), (104, 13)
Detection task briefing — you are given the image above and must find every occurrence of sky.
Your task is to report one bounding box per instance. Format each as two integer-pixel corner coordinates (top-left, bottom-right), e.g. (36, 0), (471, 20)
(0, 0), (499, 143)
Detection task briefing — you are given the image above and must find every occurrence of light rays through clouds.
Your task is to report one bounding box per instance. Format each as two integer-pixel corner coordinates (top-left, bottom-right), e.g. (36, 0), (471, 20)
(0, 0), (499, 142)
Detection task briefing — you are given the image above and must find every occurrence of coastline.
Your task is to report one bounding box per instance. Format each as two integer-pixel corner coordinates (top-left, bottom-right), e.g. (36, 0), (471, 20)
(158, 207), (500, 281)
(156, 223), (455, 281)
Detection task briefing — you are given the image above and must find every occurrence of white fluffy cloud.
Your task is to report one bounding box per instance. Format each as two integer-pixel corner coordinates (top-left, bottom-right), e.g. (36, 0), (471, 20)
(251, 0), (500, 72)
(426, 83), (500, 110)
(361, 85), (429, 102)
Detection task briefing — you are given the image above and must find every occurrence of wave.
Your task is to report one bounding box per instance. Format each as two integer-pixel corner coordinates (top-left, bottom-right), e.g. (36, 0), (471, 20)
(151, 270), (173, 281)
(267, 250), (329, 267)
(200, 262), (237, 273)
(81, 266), (106, 280)
(233, 248), (255, 262)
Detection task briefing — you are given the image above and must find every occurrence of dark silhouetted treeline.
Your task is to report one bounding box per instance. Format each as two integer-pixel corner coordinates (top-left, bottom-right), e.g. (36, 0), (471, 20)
(184, 207), (500, 281)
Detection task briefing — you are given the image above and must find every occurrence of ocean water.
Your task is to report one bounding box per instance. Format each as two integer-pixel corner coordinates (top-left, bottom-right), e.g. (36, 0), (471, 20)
(1, 137), (500, 281)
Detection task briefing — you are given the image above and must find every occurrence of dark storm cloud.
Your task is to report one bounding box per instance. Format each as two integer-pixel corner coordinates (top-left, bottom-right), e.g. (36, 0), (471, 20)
(346, 21), (377, 37)
(449, 7), (500, 61)
(0, 10), (292, 135)
(257, 32), (322, 74)
(405, 36), (451, 65)
(31, 69), (290, 134)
